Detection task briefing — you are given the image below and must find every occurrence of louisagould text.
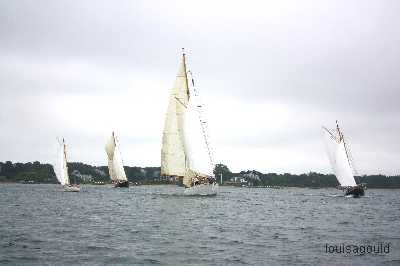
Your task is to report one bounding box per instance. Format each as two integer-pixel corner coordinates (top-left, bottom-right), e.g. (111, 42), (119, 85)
(325, 243), (390, 255)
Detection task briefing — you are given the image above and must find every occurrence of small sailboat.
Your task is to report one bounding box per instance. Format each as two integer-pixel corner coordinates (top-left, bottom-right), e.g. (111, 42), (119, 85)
(105, 131), (129, 188)
(161, 49), (218, 196)
(54, 138), (80, 192)
(322, 121), (365, 198)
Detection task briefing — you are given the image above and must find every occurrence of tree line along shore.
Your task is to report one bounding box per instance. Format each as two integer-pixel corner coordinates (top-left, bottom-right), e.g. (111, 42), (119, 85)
(0, 161), (399, 188)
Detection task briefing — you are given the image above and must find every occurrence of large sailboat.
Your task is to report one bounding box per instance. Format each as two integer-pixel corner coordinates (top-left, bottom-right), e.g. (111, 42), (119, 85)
(54, 138), (80, 192)
(161, 50), (217, 196)
(322, 121), (365, 197)
(105, 131), (129, 187)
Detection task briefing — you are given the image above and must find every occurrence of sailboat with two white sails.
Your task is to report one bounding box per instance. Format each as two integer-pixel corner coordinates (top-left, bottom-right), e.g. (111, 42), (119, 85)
(105, 131), (129, 187)
(322, 121), (365, 197)
(161, 50), (218, 196)
(54, 138), (80, 192)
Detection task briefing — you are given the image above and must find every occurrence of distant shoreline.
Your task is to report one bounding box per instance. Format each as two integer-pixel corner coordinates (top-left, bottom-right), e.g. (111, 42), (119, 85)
(1, 161), (400, 189)
(2, 182), (400, 190)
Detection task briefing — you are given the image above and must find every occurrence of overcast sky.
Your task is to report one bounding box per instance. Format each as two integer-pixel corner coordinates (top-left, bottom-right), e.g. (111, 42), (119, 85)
(0, 0), (399, 175)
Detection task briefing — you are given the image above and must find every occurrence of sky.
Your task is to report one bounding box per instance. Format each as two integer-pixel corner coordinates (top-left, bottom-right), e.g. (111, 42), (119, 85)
(0, 0), (399, 175)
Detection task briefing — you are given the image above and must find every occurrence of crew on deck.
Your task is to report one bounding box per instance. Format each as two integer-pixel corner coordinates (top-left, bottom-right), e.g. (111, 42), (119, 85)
(191, 175), (215, 186)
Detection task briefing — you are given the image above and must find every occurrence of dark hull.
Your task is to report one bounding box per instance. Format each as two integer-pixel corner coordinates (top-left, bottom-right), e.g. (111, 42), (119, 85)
(114, 180), (129, 188)
(344, 185), (365, 198)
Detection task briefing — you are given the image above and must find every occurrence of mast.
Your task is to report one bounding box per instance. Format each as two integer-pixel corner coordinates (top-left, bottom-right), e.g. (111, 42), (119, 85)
(63, 139), (67, 163)
(336, 120), (353, 170)
(182, 48), (190, 172)
(182, 48), (190, 100)
(112, 131), (117, 182)
(336, 120), (343, 141)
(63, 138), (70, 185)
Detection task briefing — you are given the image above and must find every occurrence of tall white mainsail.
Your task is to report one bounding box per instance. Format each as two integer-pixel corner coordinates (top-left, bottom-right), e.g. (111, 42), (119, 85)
(322, 126), (357, 187)
(54, 139), (70, 186)
(105, 132), (127, 182)
(161, 51), (214, 188)
(161, 53), (190, 178)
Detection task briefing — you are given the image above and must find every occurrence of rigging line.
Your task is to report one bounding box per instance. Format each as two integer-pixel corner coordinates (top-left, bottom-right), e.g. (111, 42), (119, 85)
(345, 143), (359, 176)
(187, 70), (215, 170)
(336, 121), (358, 176)
(322, 126), (338, 142)
(341, 135), (354, 173)
(174, 96), (187, 108)
(184, 54), (215, 170)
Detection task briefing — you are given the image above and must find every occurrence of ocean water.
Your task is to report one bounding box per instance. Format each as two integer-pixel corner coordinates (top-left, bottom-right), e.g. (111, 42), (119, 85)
(0, 184), (399, 265)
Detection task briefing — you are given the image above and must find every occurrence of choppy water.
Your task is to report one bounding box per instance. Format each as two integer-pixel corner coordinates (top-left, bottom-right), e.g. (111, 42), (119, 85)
(0, 184), (399, 265)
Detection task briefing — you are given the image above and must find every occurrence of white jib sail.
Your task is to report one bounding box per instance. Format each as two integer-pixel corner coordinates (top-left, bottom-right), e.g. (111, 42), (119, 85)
(54, 139), (70, 186)
(105, 133), (127, 182)
(161, 55), (189, 177)
(183, 88), (213, 181)
(322, 129), (357, 187)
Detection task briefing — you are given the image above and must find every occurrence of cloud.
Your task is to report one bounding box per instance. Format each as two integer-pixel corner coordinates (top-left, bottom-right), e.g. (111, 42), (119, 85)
(0, 0), (399, 175)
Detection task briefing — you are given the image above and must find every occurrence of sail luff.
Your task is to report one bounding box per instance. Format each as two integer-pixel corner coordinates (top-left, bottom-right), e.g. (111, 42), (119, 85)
(54, 140), (63, 185)
(61, 139), (70, 186)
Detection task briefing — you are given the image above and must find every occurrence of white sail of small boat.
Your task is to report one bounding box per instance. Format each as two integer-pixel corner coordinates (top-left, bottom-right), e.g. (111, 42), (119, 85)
(322, 121), (364, 197)
(161, 49), (217, 195)
(105, 132), (129, 188)
(54, 138), (80, 192)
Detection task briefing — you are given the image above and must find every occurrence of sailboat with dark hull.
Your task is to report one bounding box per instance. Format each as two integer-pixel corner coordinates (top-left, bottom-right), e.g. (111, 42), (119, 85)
(322, 121), (365, 198)
(161, 49), (217, 196)
(105, 132), (129, 188)
(343, 185), (364, 197)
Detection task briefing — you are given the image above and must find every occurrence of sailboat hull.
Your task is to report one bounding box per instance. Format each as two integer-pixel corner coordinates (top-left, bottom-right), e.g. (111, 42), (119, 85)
(344, 185), (365, 198)
(63, 185), (80, 192)
(184, 183), (218, 196)
(114, 180), (129, 188)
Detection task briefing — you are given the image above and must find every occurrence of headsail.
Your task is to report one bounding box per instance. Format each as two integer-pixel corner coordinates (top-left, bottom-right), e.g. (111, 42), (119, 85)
(322, 125), (357, 187)
(161, 52), (190, 177)
(105, 132), (128, 182)
(182, 78), (214, 187)
(54, 138), (70, 186)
